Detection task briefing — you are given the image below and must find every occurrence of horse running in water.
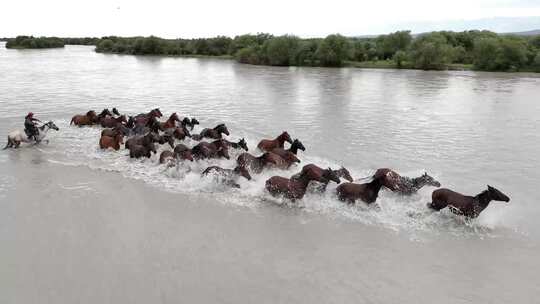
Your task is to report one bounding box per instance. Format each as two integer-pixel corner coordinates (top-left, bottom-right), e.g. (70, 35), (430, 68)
(428, 185), (510, 218)
(374, 168), (440, 194)
(257, 131), (292, 152)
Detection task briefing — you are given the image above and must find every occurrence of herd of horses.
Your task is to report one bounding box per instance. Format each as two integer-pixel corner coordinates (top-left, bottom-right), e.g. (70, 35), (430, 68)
(67, 107), (511, 219)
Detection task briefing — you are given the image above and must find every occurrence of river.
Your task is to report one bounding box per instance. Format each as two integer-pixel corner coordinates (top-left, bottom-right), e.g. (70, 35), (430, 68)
(1, 43), (539, 303)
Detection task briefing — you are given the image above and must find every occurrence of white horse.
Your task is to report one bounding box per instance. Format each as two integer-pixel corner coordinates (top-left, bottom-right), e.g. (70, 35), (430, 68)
(3, 121), (59, 149)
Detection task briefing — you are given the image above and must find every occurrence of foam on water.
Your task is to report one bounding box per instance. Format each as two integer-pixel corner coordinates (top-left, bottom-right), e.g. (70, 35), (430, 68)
(39, 118), (511, 238)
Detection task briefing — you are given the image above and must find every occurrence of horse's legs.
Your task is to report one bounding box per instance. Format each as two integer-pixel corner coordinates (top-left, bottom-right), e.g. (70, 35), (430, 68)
(14, 141), (21, 148)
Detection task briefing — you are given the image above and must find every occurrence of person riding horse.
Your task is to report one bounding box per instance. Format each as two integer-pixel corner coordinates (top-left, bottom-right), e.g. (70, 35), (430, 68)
(24, 112), (41, 142)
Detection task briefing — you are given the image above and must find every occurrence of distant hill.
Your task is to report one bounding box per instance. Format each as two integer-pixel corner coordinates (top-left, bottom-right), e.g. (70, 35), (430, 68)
(503, 29), (540, 36)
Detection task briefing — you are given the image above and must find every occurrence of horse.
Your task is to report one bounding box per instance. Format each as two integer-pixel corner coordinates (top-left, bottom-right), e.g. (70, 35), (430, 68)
(158, 112), (181, 130)
(292, 164), (353, 192)
(269, 151), (300, 169)
(71, 110), (97, 126)
(112, 108), (121, 116)
(159, 148), (194, 165)
(125, 132), (160, 150)
(101, 123), (132, 138)
(129, 143), (156, 158)
(191, 142), (230, 160)
(427, 185), (510, 218)
(100, 115), (127, 128)
(211, 138), (248, 151)
(336, 174), (386, 205)
(236, 152), (282, 174)
(265, 170), (339, 201)
(134, 108), (162, 126)
(96, 109), (113, 123)
(99, 133), (124, 151)
(191, 123), (230, 141)
(374, 168), (441, 194)
(271, 139), (305, 158)
(202, 165), (252, 188)
(4, 121), (59, 149)
(257, 131), (292, 152)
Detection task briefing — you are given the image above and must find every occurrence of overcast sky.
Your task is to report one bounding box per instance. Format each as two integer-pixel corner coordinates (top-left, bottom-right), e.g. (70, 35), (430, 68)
(2, 0), (540, 38)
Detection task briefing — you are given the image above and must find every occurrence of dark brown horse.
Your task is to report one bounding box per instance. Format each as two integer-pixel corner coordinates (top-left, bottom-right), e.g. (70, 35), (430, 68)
(292, 164), (353, 191)
(257, 131), (293, 152)
(336, 175), (386, 204)
(265, 170), (339, 201)
(99, 133), (124, 151)
(374, 168), (441, 194)
(134, 108), (163, 126)
(129, 142), (156, 158)
(211, 138), (248, 151)
(158, 112), (181, 130)
(269, 151), (300, 169)
(70, 110), (97, 126)
(428, 186), (510, 218)
(202, 165), (252, 188)
(191, 142), (230, 160)
(192, 123), (230, 141)
(271, 138), (305, 157)
(165, 126), (191, 140)
(100, 115), (127, 128)
(172, 144), (194, 161)
(236, 152), (282, 174)
(96, 109), (113, 123)
(101, 123), (132, 137)
(125, 132), (160, 150)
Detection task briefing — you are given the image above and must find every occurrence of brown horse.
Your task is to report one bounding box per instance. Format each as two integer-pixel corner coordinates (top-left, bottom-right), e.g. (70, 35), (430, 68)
(129, 142), (156, 158)
(191, 142), (230, 160)
(428, 186), (510, 218)
(173, 144), (194, 161)
(257, 131), (293, 152)
(336, 175), (386, 204)
(271, 138), (305, 157)
(125, 132), (160, 150)
(265, 170), (338, 201)
(270, 151), (300, 169)
(192, 124), (230, 141)
(202, 165), (252, 188)
(159, 112), (181, 130)
(374, 168), (441, 194)
(134, 108), (163, 126)
(101, 123), (132, 137)
(236, 152), (282, 174)
(96, 109), (113, 123)
(292, 164), (353, 191)
(71, 110), (97, 126)
(99, 133), (124, 151)
(165, 126), (191, 140)
(211, 138), (249, 151)
(159, 148), (194, 164)
(100, 115), (127, 128)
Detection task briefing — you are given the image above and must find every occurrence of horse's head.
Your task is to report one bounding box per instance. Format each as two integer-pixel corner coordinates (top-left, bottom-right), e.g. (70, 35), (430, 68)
(217, 124), (230, 136)
(323, 167), (341, 184)
(487, 185), (510, 203)
(126, 116), (135, 128)
(238, 138), (249, 151)
(280, 131), (293, 144)
(421, 172), (441, 187)
(153, 108), (163, 118)
(336, 166), (354, 182)
(45, 121), (60, 131)
(170, 112), (180, 122)
(190, 118), (200, 127)
(115, 133), (124, 144)
(234, 165), (252, 181)
(291, 139), (306, 152)
(100, 108), (112, 117)
(112, 108), (120, 116)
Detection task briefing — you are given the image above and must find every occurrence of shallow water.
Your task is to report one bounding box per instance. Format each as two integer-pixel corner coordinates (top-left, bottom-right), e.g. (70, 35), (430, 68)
(1, 44), (539, 303)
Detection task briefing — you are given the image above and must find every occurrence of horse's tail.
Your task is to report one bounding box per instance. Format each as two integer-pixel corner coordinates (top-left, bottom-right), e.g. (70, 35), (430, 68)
(3, 136), (11, 150)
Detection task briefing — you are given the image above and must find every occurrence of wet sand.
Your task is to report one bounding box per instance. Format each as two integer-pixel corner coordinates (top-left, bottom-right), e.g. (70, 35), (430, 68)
(1, 154), (538, 304)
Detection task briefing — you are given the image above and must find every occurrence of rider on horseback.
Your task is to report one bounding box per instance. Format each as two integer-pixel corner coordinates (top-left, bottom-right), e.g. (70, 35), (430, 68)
(24, 112), (41, 142)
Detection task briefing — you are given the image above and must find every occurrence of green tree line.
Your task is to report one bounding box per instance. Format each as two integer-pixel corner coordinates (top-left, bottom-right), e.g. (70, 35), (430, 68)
(6, 36), (65, 49)
(6, 31), (540, 72)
